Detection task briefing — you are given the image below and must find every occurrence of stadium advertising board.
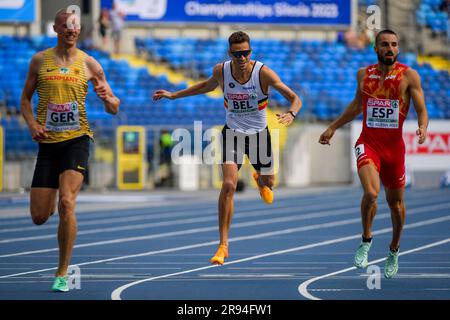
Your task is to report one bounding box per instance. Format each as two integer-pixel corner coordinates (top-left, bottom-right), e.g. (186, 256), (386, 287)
(101, 0), (351, 26)
(351, 120), (450, 172)
(0, 0), (35, 23)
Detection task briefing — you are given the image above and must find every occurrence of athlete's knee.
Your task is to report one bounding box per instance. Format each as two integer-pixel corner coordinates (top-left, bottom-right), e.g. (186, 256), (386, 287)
(221, 180), (237, 196)
(388, 199), (404, 213)
(58, 196), (76, 215)
(363, 189), (378, 203)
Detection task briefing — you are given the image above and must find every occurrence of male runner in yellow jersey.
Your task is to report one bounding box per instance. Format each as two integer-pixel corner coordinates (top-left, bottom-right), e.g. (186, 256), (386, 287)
(20, 9), (120, 292)
(153, 31), (301, 265)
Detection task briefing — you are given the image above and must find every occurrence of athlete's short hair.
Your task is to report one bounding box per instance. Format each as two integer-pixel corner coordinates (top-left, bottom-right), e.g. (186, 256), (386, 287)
(228, 31), (251, 47)
(375, 29), (398, 46)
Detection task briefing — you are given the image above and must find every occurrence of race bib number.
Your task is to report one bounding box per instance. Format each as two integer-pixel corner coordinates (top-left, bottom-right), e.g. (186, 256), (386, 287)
(46, 101), (80, 132)
(366, 98), (399, 129)
(227, 93), (257, 115)
(355, 144), (365, 160)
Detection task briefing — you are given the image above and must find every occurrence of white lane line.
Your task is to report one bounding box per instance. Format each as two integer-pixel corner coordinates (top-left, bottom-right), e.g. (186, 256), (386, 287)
(0, 202), (219, 226)
(0, 215), (379, 278)
(392, 273), (450, 278)
(389, 267), (450, 269)
(227, 267), (327, 270)
(70, 267), (183, 270)
(110, 215), (450, 300)
(298, 238), (450, 300)
(0, 191), (362, 233)
(310, 288), (364, 291)
(0, 203), (450, 258)
(0, 241), (219, 279)
(1, 187), (445, 227)
(2, 200), (449, 258)
(106, 262), (202, 265)
(0, 200), (369, 255)
(5, 186), (447, 231)
(0, 188), (358, 226)
(0, 200), (358, 242)
(4, 212), (449, 280)
(0, 208), (424, 258)
(0, 197), (358, 234)
(2, 198), (449, 253)
(198, 274), (296, 278)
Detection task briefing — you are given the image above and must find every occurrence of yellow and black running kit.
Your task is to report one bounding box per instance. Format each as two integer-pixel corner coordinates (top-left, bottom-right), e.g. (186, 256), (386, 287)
(31, 48), (92, 188)
(36, 47), (92, 142)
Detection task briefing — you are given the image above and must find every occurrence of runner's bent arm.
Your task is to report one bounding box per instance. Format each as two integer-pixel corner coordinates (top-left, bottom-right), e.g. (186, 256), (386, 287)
(319, 68), (364, 145)
(153, 64), (222, 101)
(20, 52), (48, 141)
(406, 68), (428, 144)
(85, 56), (120, 115)
(261, 66), (301, 126)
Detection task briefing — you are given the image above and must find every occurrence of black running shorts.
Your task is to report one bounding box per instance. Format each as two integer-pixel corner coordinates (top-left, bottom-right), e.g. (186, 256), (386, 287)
(221, 125), (273, 172)
(31, 135), (91, 189)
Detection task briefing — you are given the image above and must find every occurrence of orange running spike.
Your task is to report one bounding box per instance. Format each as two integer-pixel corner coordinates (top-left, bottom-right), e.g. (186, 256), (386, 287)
(252, 171), (273, 204)
(210, 244), (229, 265)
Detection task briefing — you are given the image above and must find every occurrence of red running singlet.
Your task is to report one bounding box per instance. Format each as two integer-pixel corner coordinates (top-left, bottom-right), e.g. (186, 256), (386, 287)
(355, 62), (410, 189)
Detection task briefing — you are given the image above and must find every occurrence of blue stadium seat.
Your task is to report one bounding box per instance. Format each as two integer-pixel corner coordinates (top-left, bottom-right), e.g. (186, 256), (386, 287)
(1, 35), (449, 156)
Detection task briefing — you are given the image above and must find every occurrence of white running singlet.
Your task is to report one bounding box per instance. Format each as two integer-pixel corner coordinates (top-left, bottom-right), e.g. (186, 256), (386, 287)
(223, 60), (268, 134)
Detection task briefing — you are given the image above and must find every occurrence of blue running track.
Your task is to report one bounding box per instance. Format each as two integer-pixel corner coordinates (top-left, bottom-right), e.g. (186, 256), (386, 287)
(0, 186), (449, 300)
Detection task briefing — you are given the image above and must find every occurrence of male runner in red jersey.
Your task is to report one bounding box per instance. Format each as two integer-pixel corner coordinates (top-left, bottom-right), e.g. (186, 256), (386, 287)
(319, 30), (428, 278)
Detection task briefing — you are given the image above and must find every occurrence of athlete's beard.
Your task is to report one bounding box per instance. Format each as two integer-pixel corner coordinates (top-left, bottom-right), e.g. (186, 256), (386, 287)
(237, 59), (248, 70)
(377, 52), (397, 66)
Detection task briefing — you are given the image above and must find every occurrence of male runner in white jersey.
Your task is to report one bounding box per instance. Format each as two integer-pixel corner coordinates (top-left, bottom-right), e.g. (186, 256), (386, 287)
(153, 31), (301, 265)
